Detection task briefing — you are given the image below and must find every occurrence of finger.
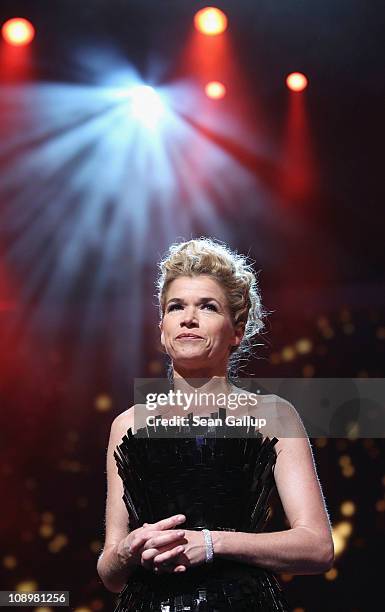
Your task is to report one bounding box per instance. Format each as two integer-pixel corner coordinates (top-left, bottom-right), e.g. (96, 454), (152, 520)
(155, 562), (187, 575)
(152, 514), (186, 530)
(141, 548), (181, 574)
(152, 545), (185, 565)
(145, 530), (185, 549)
(129, 532), (156, 554)
(131, 525), (183, 554)
(140, 547), (160, 572)
(141, 543), (185, 574)
(141, 544), (181, 563)
(141, 547), (159, 562)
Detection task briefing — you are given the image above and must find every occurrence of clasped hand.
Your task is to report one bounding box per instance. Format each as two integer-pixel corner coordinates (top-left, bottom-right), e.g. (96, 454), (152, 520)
(118, 514), (206, 574)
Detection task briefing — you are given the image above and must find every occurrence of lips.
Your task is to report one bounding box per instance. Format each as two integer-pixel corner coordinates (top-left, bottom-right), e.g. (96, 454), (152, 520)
(176, 333), (203, 339)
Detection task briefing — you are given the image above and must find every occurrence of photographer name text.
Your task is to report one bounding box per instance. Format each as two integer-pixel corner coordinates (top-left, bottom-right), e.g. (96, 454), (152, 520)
(146, 415), (267, 428)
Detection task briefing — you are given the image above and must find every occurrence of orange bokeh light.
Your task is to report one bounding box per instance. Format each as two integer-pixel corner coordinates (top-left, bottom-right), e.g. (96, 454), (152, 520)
(205, 81), (226, 99)
(286, 72), (308, 92)
(1, 17), (35, 47)
(194, 7), (228, 36)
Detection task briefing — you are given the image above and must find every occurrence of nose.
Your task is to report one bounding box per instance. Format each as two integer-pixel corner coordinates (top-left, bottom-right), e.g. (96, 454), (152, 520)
(180, 306), (199, 328)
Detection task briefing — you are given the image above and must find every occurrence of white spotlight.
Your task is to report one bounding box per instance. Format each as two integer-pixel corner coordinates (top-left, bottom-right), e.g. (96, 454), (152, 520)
(129, 85), (164, 128)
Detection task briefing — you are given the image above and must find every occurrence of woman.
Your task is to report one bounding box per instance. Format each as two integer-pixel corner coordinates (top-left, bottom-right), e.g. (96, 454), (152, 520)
(97, 238), (334, 611)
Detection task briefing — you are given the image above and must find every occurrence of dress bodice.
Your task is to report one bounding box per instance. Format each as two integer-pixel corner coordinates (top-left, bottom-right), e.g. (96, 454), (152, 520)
(113, 411), (279, 534)
(112, 409), (290, 611)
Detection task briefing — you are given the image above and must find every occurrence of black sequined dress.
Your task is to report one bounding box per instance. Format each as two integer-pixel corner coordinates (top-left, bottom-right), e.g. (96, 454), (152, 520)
(112, 410), (291, 611)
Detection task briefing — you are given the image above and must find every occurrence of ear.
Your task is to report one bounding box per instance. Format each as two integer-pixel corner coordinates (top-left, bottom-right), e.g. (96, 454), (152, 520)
(159, 320), (165, 350)
(232, 322), (245, 348)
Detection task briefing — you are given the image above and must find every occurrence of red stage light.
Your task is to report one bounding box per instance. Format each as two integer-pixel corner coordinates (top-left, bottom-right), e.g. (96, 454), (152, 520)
(194, 7), (228, 36)
(205, 81), (226, 99)
(286, 72), (308, 92)
(1, 17), (35, 47)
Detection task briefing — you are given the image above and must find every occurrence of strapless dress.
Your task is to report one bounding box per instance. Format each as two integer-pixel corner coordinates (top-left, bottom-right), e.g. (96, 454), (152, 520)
(112, 409), (291, 611)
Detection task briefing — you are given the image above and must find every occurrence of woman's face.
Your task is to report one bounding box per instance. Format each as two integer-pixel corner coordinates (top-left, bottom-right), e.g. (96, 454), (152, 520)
(159, 275), (243, 372)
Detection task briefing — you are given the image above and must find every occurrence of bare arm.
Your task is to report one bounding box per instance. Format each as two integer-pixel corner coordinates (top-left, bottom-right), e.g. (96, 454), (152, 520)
(97, 410), (137, 593)
(211, 524), (333, 575)
(97, 543), (135, 594)
(209, 400), (335, 575)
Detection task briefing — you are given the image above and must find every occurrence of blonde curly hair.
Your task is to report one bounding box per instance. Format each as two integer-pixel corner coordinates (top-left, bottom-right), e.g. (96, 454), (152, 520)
(155, 237), (269, 379)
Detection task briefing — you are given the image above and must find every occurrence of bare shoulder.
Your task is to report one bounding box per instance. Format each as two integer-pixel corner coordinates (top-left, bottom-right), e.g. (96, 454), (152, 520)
(264, 395), (309, 456)
(111, 403), (148, 440)
(256, 393), (304, 419)
(242, 392), (308, 452)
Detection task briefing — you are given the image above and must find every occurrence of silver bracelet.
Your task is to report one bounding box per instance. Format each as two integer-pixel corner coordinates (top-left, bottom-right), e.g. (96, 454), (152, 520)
(202, 529), (214, 563)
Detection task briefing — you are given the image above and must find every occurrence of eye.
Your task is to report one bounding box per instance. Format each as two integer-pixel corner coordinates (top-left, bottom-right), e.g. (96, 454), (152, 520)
(167, 303), (182, 312)
(166, 302), (218, 313)
(203, 303), (217, 311)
